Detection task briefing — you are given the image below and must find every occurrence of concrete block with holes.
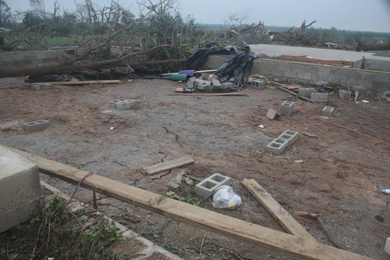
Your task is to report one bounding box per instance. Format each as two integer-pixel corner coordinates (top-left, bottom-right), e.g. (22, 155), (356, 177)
(265, 130), (299, 155)
(31, 83), (52, 91)
(22, 120), (50, 132)
(311, 93), (329, 102)
(339, 90), (351, 100)
(278, 130), (299, 145)
(280, 101), (294, 116)
(195, 173), (232, 198)
(109, 99), (137, 110)
(211, 79), (221, 88)
(195, 79), (211, 90)
(265, 138), (290, 155)
(0, 146), (44, 233)
(298, 88), (316, 98)
(322, 106), (334, 117)
(251, 79), (265, 89)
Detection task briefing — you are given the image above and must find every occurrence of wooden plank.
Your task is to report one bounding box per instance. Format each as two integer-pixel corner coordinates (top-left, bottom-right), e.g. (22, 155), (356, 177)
(32, 80), (122, 85)
(241, 179), (317, 242)
(169, 93), (247, 97)
(2, 145), (373, 260)
(143, 155), (194, 175)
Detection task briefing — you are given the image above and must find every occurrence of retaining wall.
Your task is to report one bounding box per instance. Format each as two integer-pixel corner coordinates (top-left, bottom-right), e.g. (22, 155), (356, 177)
(204, 55), (390, 99)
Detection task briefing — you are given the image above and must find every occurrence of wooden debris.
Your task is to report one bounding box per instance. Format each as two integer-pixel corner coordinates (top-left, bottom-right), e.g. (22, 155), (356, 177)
(143, 155), (194, 175)
(3, 145), (373, 260)
(241, 179), (317, 242)
(295, 211), (318, 218)
(169, 92), (247, 97)
(33, 80), (122, 85)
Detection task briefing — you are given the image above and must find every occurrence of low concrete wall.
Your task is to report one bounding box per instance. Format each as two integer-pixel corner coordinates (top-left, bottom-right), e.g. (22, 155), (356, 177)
(204, 55), (390, 99)
(0, 48), (87, 67)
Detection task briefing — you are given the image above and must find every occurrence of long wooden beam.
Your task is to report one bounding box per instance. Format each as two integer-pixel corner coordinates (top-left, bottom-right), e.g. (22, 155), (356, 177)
(2, 145), (373, 260)
(241, 179), (317, 242)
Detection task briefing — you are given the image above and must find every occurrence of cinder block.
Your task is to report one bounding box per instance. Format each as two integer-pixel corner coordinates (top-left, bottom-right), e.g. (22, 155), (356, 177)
(322, 106), (334, 117)
(278, 130), (299, 145)
(0, 146), (44, 233)
(186, 81), (195, 88)
(31, 83), (52, 91)
(311, 93), (329, 102)
(221, 82), (233, 89)
(280, 101), (294, 116)
(211, 79), (221, 88)
(109, 99), (137, 110)
(298, 88), (316, 98)
(265, 138), (289, 155)
(251, 79), (265, 89)
(22, 120), (50, 132)
(339, 90), (351, 100)
(196, 80), (211, 90)
(385, 237), (390, 255)
(195, 173), (232, 198)
(200, 73), (210, 80)
(267, 108), (278, 120)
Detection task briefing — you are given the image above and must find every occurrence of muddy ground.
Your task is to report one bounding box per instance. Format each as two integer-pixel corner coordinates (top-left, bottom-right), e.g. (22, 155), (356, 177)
(1, 77), (390, 260)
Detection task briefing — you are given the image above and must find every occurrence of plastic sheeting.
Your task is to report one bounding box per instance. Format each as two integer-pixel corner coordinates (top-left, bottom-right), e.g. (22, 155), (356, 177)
(186, 42), (255, 88)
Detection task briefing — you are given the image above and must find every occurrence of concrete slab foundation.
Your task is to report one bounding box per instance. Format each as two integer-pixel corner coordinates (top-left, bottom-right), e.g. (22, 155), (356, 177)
(0, 146), (43, 233)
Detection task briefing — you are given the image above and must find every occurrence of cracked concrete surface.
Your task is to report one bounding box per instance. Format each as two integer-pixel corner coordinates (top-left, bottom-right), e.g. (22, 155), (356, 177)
(1, 78), (390, 259)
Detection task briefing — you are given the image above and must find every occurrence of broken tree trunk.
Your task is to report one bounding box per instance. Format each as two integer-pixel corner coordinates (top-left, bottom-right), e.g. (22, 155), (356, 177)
(2, 145), (374, 260)
(355, 36), (390, 52)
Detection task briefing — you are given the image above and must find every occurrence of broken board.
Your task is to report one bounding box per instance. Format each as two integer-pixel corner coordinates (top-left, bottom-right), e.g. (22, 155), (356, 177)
(143, 155), (194, 175)
(241, 179), (317, 242)
(3, 145), (373, 260)
(33, 80), (122, 85)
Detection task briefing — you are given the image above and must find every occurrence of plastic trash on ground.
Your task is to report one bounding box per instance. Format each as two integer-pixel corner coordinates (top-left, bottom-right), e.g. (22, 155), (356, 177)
(212, 185), (242, 209)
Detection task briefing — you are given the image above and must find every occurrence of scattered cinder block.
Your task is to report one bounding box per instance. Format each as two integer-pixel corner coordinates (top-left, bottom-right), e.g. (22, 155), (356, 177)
(22, 120), (50, 132)
(251, 79), (265, 89)
(298, 88), (316, 98)
(195, 173), (232, 198)
(221, 82), (233, 89)
(278, 130), (299, 145)
(280, 101), (294, 116)
(186, 81), (195, 89)
(322, 106), (334, 117)
(267, 108), (278, 120)
(311, 93), (329, 102)
(211, 79), (221, 88)
(108, 99), (137, 110)
(0, 146), (44, 233)
(265, 138), (289, 155)
(200, 73), (211, 80)
(385, 237), (390, 255)
(31, 83), (52, 91)
(339, 90), (351, 100)
(195, 79), (211, 90)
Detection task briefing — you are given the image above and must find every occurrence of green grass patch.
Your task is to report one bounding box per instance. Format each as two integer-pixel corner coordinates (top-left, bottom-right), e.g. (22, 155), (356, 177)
(368, 50), (390, 57)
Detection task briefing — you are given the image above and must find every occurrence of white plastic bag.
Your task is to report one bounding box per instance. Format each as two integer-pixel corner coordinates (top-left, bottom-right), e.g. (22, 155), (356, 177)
(212, 185), (242, 209)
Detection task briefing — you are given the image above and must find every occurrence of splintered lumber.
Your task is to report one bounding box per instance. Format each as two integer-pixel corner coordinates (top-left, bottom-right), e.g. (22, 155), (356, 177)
(143, 155), (194, 175)
(170, 93), (247, 96)
(2, 145), (374, 260)
(241, 179), (317, 242)
(33, 80), (122, 85)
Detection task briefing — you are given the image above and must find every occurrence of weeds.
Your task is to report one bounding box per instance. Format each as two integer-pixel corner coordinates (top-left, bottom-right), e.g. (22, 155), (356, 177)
(0, 196), (124, 260)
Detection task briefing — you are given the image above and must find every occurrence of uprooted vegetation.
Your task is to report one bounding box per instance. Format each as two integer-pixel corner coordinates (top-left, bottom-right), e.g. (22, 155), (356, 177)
(1, 0), (389, 58)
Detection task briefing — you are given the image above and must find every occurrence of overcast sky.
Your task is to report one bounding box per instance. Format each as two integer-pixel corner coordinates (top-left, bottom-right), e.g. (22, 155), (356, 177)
(6, 0), (390, 33)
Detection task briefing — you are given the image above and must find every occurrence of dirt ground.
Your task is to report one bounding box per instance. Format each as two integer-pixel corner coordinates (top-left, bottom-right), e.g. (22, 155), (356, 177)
(1, 76), (390, 260)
